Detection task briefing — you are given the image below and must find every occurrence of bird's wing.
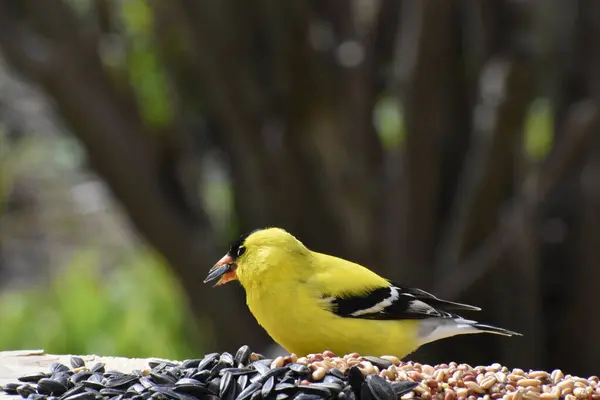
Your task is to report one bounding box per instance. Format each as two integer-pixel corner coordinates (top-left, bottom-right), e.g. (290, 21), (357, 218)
(323, 283), (480, 321)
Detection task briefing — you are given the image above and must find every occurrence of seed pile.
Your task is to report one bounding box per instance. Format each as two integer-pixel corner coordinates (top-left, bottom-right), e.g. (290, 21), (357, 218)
(2, 347), (599, 400)
(0, 347), (415, 400)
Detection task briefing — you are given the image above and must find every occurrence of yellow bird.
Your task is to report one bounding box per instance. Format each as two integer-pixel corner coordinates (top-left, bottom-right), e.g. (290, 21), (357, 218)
(204, 227), (521, 358)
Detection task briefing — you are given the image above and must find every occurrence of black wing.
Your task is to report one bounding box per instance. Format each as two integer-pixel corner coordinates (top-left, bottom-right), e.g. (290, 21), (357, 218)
(325, 283), (480, 321)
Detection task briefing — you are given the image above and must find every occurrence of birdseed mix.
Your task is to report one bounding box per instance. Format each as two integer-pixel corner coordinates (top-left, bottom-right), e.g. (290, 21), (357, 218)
(1, 347), (597, 400)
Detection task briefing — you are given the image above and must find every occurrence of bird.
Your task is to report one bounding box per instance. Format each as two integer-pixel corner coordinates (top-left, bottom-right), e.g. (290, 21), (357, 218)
(204, 227), (521, 358)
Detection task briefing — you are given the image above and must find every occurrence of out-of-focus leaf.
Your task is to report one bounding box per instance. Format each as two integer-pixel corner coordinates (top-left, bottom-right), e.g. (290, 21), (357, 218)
(524, 98), (553, 161)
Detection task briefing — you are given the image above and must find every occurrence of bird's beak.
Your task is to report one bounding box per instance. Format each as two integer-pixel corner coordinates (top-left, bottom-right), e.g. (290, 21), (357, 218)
(204, 254), (238, 286)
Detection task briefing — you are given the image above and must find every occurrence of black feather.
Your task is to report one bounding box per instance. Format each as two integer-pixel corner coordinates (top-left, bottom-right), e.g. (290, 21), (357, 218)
(325, 284), (475, 321)
(228, 229), (260, 260)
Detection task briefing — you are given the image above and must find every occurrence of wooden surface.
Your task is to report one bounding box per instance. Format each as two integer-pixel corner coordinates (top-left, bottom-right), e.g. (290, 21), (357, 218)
(0, 350), (176, 400)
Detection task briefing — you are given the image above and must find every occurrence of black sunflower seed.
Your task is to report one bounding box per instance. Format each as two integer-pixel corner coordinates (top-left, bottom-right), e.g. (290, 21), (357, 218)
(287, 363), (310, 377)
(50, 372), (71, 388)
(260, 376), (275, 398)
(250, 361), (270, 376)
(130, 395), (144, 400)
(90, 373), (103, 383)
(37, 379), (68, 396)
(364, 375), (395, 400)
(297, 384), (331, 397)
(391, 381), (418, 396)
(180, 359), (201, 369)
(235, 381), (261, 400)
(347, 366), (364, 395)
(190, 370), (210, 382)
(252, 367), (288, 385)
(219, 372), (234, 398)
(273, 393), (288, 400)
(16, 384), (37, 398)
(50, 364), (70, 375)
(138, 377), (155, 390)
(323, 375), (344, 387)
(196, 354), (219, 372)
(148, 362), (177, 371)
(90, 363), (106, 374)
(360, 382), (374, 400)
(81, 379), (104, 391)
(26, 394), (47, 400)
(207, 378), (220, 395)
(104, 375), (140, 389)
(293, 394), (324, 400)
(236, 374), (249, 391)
(70, 371), (92, 384)
(18, 372), (47, 383)
(328, 369), (346, 380)
(361, 357), (392, 371)
(58, 384), (86, 399)
(62, 394), (96, 400)
(274, 382), (296, 393)
(172, 382), (212, 398)
(149, 372), (176, 386)
(100, 389), (125, 397)
(279, 374), (296, 385)
(250, 390), (263, 400)
(70, 357), (86, 369)
(220, 368), (256, 377)
(126, 383), (146, 395)
(111, 395), (124, 400)
(308, 382), (342, 394)
(149, 386), (197, 400)
(220, 353), (234, 366)
(234, 346), (251, 367)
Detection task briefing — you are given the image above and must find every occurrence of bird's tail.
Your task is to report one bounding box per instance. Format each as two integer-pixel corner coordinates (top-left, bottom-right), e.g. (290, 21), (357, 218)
(418, 318), (522, 345)
(471, 323), (521, 337)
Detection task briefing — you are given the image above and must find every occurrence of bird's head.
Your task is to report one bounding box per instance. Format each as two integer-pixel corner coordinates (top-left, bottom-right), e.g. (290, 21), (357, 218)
(203, 227), (309, 288)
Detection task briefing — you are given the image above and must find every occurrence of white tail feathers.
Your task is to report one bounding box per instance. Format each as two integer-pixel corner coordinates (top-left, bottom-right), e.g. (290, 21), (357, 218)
(418, 317), (522, 345)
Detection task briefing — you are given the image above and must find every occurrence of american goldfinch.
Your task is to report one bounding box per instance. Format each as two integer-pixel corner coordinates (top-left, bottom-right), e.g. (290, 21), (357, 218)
(204, 228), (521, 358)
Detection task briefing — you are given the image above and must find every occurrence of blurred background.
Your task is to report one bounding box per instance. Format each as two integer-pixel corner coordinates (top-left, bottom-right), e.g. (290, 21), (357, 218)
(0, 0), (599, 376)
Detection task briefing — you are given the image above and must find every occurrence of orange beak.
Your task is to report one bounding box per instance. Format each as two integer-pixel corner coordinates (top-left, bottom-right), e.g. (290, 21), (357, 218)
(203, 254), (238, 286)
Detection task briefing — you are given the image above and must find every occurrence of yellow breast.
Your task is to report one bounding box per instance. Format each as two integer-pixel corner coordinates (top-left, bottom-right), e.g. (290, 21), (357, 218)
(245, 280), (420, 357)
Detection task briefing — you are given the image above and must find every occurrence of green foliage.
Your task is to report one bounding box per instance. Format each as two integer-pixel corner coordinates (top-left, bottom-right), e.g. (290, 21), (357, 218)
(0, 248), (204, 360)
(373, 95), (406, 149)
(524, 98), (554, 160)
(120, 0), (173, 128)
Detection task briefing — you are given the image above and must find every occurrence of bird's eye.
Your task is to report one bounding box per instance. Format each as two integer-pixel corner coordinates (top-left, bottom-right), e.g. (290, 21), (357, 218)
(236, 246), (246, 257)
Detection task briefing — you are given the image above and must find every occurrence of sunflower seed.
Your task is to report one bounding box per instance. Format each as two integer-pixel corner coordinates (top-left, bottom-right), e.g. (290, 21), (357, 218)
(62, 394), (96, 400)
(69, 358), (86, 370)
(362, 357), (392, 371)
(234, 346), (252, 367)
(37, 379), (68, 396)
(49, 364), (70, 375)
(26, 394), (47, 400)
(58, 384), (85, 399)
(287, 363), (311, 377)
(19, 373), (48, 384)
(235, 381), (262, 400)
(149, 372), (176, 386)
(365, 375), (395, 400)
(261, 376), (275, 398)
(197, 354), (220, 371)
(180, 359), (201, 369)
(17, 384), (37, 398)
(250, 361), (270, 376)
(90, 364), (105, 374)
